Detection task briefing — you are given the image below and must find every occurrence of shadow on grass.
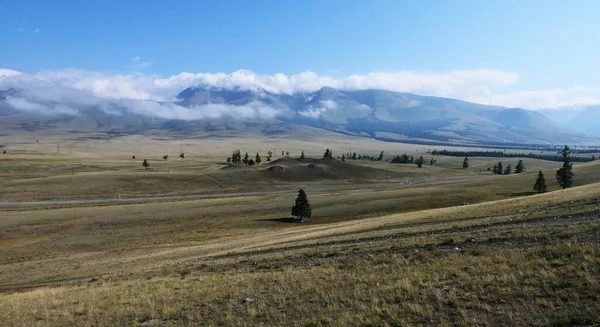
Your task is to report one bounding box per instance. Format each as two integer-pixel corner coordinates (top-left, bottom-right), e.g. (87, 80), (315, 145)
(253, 217), (303, 223)
(504, 191), (537, 197)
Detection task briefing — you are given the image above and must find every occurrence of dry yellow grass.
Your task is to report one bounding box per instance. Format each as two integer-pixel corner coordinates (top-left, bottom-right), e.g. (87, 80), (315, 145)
(2, 136), (600, 326)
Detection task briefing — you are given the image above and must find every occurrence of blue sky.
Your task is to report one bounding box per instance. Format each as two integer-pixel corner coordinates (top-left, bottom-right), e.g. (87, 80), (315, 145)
(1, 0), (600, 108)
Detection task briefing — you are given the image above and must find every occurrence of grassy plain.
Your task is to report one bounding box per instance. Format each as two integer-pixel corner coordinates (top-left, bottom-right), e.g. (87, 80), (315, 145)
(1, 135), (600, 326)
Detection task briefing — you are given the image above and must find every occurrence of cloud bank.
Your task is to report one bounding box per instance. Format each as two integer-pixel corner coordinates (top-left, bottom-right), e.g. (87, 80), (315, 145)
(1, 68), (599, 120)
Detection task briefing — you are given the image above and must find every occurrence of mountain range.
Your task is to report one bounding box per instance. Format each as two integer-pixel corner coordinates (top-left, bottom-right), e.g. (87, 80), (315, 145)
(1, 84), (598, 146)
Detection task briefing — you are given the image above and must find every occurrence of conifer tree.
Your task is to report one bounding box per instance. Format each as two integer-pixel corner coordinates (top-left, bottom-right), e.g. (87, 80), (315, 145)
(142, 159), (150, 169)
(463, 157), (469, 169)
(504, 163), (512, 175)
(415, 155), (425, 168)
(514, 160), (525, 173)
(255, 153), (261, 164)
(377, 151), (384, 161)
(492, 164), (498, 175)
(556, 145), (574, 189)
(243, 152), (249, 165)
(497, 162), (503, 175)
(430, 158), (436, 165)
(291, 189), (312, 221)
(533, 170), (547, 193)
(341, 154), (346, 161)
(300, 151), (305, 160)
(352, 152), (357, 160)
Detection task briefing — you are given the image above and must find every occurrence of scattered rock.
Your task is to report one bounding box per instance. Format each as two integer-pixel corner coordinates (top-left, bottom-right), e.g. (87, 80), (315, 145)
(242, 297), (254, 304)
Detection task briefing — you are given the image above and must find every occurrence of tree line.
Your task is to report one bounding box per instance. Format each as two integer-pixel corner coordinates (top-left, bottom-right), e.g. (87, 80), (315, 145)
(430, 149), (595, 163)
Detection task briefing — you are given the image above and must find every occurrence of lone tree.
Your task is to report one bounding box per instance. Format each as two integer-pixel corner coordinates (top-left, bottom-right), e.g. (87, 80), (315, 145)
(300, 151), (305, 160)
(533, 170), (547, 193)
(556, 145), (574, 189)
(462, 157), (469, 169)
(255, 153), (261, 164)
(142, 159), (150, 169)
(132, 155), (136, 160)
(377, 151), (384, 161)
(415, 155), (425, 168)
(514, 160), (525, 173)
(243, 152), (249, 165)
(163, 155), (168, 161)
(497, 162), (503, 175)
(291, 189), (312, 222)
(179, 153), (185, 160)
(323, 148), (333, 159)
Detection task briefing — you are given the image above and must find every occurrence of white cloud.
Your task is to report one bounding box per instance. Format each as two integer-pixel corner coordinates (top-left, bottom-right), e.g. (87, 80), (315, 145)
(5, 97), (78, 115)
(319, 100), (337, 110)
(0, 67), (598, 112)
(128, 56), (152, 71)
(0, 69), (23, 77)
(466, 86), (600, 109)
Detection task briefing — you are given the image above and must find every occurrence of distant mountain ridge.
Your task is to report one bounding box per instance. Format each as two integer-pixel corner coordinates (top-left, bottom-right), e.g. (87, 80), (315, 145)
(172, 85), (596, 145)
(1, 84), (598, 146)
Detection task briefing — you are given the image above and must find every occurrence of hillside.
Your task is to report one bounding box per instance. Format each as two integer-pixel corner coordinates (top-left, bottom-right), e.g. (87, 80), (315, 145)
(1, 84), (598, 146)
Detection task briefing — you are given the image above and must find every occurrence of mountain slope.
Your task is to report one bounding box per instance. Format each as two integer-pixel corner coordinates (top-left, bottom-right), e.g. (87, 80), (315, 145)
(1, 84), (597, 146)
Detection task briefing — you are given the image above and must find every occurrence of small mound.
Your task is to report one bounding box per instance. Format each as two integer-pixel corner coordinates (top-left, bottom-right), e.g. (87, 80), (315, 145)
(307, 163), (327, 172)
(267, 165), (286, 172)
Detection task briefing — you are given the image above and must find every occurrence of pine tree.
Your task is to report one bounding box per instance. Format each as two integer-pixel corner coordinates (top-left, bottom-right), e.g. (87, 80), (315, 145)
(179, 153), (185, 160)
(163, 155), (168, 161)
(323, 148), (333, 159)
(248, 159), (256, 166)
(243, 152), (249, 165)
(492, 164), (498, 175)
(497, 162), (503, 175)
(415, 155), (424, 168)
(591, 155), (597, 161)
(504, 163), (512, 175)
(556, 145), (574, 189)
(352, 152), (357, 160)
(291, 189), (312, 221)
(341, 154), (346, 161)
(409, 155), (414, 163)
(463, 157), (469, 169)
(300, 151), (305, 160)
(533, 170), (547, 193)
(255, 153), (261, 164)
(142, 159), (150, 169)
(430, 158), (436, 165)
(377, 151), (384, 161)
(514, 160), (525, 173)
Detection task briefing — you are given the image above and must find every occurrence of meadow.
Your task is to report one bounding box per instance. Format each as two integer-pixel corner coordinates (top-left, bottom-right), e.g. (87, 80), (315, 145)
(1, 134), (599, 326)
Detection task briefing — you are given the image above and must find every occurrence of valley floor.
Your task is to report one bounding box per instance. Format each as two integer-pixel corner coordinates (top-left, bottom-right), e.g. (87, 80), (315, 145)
(1, 140), (600, 326)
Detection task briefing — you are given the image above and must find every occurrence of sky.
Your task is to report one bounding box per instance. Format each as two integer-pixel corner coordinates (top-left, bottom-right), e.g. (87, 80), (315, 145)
(1, 0), (600, 110)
